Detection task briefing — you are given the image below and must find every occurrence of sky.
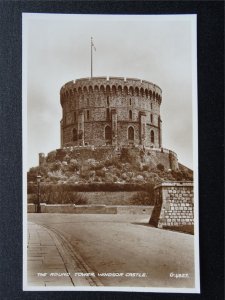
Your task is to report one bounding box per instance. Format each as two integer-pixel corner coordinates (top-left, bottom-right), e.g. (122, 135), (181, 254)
(23, 14), (197, 170)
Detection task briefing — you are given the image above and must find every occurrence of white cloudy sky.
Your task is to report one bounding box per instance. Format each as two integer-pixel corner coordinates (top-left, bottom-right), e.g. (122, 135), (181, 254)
(23, 14), (197, 170)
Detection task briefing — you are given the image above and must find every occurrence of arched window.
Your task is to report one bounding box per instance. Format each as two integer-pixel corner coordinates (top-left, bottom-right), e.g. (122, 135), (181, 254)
(135, 87), (139, 96)
(106, 85), (110, 94)
(106, 108), (110, 120)
(112, 85), (116, 94)
(149, 90), (152, 99)
(129, 87), (134, 96)
(100, 85), (105, 93)
(73, 128), (78, 141)
(129, 110), (132, 120)
(105, 126), (111, 140)
(128, 126), (134, 140)
(151, 130), (154, 143)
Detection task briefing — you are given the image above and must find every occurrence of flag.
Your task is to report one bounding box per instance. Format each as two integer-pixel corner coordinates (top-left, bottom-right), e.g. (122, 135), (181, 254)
(91, 37), (96, 51)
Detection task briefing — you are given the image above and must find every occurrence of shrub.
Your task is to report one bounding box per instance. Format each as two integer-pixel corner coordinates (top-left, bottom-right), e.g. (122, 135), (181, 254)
(142, 164), (149, 171)
(157, 163), (165, 171)
(47, 170), (67, 181)
(130, 190), (154, 205)
(27, 166), (48, 182)
(95, 169), (106, 177)
(27, 182), (155, 194)
(135, 175), (145, 183)
(104, 158), (114, 167)
(33, 185), (88, 204)
(50, 161), (62, 172)
(171, 170), (184, 181)
(68, 159), (80, 172)
(28, 193), (37, 203)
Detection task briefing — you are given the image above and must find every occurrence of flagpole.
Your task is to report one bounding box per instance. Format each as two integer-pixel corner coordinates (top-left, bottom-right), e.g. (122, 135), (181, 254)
(91, 37), (93, 78)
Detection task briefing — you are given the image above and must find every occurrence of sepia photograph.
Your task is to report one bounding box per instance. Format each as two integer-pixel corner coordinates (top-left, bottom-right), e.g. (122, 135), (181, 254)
(23, 13), (199, 293)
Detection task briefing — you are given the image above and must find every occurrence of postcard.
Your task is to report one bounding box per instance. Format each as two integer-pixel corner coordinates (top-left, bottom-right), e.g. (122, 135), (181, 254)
(23, 13), (199, 293)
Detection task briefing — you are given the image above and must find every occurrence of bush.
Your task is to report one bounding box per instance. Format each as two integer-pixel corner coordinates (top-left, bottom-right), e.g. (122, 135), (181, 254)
(27, 182), (155, 194)
(30, 184), (88, 204)
(130, 186), (155, 205)
(50, 161), (62, 172)
(104, 158), (114, 167)
(157, 163), (165, 171)
(171, 170), (184, 181)
(142, 164), (149, 171)
(48, 170), (67, 181)
(27, 166), (48, 182)
(95, 169), (106, 177)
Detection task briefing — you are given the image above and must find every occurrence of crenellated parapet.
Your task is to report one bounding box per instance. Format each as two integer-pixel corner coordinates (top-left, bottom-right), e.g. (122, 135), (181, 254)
(60, 77), (162, 106)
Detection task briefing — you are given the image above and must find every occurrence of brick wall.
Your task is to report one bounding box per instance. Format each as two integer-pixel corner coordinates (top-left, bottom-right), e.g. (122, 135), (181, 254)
(149, 182), (194, 228)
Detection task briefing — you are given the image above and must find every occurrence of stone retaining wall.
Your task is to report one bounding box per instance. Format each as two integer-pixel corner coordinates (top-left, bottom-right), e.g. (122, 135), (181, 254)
(149, 181), (194, 228)
(27, 204), (152, 215)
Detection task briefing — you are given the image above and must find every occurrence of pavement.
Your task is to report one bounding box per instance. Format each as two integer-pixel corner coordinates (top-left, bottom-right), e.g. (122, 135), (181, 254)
(27, 214), (196, 289)
(27, 222), (102, 287)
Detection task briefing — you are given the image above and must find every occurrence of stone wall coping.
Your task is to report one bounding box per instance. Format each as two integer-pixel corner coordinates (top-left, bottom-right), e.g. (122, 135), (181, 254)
(36, 204), (152, 207)
(154, 181), (193, 190)
(61, 76), (162, 93)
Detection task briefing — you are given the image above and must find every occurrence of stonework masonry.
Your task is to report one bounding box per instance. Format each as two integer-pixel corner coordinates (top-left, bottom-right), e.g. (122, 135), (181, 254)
(149, 182), (194, 228)
(60, 77), (162, 148)
(41, 145), (178, 171)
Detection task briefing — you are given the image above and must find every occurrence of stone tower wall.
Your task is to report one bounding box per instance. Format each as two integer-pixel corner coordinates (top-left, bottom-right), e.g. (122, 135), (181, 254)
(60, 77), (162, 148)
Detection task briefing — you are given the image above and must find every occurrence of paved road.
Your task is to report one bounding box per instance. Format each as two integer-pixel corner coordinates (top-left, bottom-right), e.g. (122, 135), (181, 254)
(27, 213), (195, 289)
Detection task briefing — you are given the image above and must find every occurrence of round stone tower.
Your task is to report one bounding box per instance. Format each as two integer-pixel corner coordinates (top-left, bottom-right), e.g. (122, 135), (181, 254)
(60, 77), (162, 149)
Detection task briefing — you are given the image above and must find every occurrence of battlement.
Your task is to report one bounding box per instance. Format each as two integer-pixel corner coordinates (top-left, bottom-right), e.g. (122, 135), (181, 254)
(60, 77), (162, 101)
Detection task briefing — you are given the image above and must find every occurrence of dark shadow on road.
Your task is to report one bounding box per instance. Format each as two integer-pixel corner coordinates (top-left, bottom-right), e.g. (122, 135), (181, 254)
(131, 222), (155, 228)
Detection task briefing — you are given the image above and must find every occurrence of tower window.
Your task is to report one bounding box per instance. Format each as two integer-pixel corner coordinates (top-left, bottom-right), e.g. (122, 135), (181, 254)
(128, 126), (134, 140)
(130, 98), (132, 105)
(150, 114), (153, 123)
(105, 126), (111, 140)
(151, 130), (154, 143)
(74, 112), (76, 122)
(106, 108), (110, 120)
(129, 110), (132, 120)
(87, 110), (89, 120)
(107, 96), (109, 106)
(73, 128), (78, 141)
(151, 103), (153, 109)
